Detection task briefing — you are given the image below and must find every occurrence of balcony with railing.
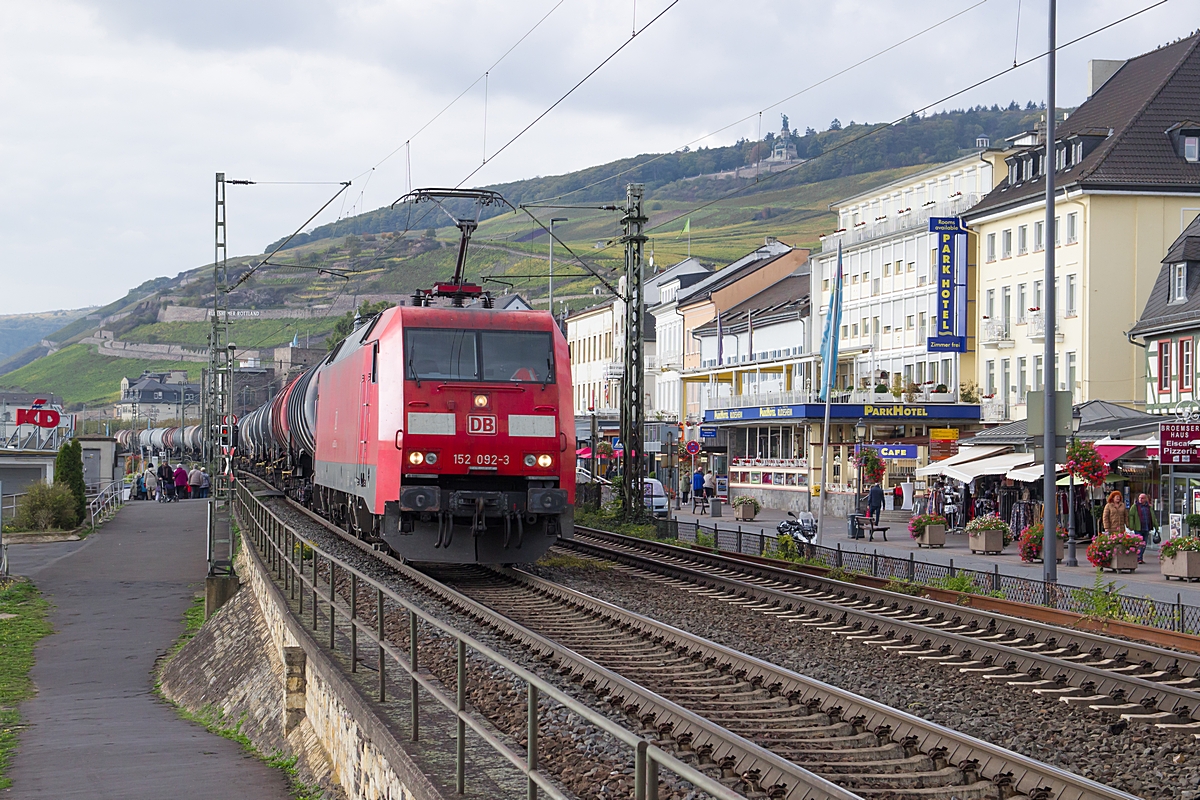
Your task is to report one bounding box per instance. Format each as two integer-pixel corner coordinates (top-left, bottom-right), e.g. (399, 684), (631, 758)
(821, 194), (981, 252)
(1027, 310), (1064, 342)
(979, 318), (1014, 348)
(708, 384), (961, 411)
(980, 397), (1009, 422)
(603, 361), (624, 380)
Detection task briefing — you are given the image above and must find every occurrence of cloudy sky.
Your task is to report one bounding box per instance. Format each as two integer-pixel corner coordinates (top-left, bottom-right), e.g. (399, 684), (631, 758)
(1, 0), (1194, 315)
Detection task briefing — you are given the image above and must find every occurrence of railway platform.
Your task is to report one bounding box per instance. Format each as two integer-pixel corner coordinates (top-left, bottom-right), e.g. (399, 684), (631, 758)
(668, 505), (1200, 608)
(2, 499), (293, 800)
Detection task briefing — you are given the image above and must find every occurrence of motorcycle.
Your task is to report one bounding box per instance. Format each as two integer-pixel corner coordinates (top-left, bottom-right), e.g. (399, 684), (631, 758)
(776, 511), (817, 545)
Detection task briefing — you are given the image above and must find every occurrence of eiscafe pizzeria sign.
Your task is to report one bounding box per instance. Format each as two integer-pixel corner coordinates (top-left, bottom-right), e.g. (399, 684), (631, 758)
(1160, 422), (1200, 465)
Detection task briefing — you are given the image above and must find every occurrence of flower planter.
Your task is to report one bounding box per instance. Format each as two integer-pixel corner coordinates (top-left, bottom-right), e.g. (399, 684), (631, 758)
(734, 504), (757, 521)
(917, 524), (946, 548)
(1031, 539), (1066, 563)
(968, 529), (1005, 554)
(1162, 551), (1200, 581)
(1106, 550), (1139, 573)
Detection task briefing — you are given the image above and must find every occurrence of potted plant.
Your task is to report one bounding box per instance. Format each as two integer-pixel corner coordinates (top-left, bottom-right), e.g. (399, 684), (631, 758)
(1087, 530), (1142, 572)
(909, 513), (948, 548)
(1161, 536), (1200, 581)
(932, 384), (949, 394)
(852, 446), (886, 487)
(1065, 440), (1109, 487)
(966, 514), (1012, 554)
(731, 495), (761, 521)
(874, 383), (889, 394)
(1018, 522), (1068, 563)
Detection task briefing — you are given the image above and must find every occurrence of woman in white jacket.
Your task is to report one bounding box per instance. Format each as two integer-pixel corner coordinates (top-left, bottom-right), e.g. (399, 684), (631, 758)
(143, 467), (158, 501)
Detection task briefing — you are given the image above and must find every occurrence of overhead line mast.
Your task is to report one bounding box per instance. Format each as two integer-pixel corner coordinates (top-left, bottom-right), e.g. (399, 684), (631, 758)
(620, 183), (647, 520)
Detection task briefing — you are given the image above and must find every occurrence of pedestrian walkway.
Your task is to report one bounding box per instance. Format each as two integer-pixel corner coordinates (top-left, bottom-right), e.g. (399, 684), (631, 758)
(3, 500), (292, 800)
(668, 503), (1200, 608)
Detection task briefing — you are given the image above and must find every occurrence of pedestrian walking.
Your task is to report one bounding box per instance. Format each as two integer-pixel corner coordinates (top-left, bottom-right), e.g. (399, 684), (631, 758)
(135, 473), (146, 501)
(691, 467), (706, 513)
(188, 464), (204, 499)
(703, 470), (716, 499)
(893, 484), (904, 511)
(198, 468), (210, 499)
(158, 462), (175, 502)
(143, 467), (158, 501)
(1127, 492), (1157, 564)
(173, 464), (189, 500)
(1101, 490), (1127, 535)
(867, 483), (885, 526)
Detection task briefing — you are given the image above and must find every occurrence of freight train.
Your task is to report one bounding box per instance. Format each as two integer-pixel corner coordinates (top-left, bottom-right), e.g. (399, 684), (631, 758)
(239, 301), (576, 564)
(115, 425), (204, 455)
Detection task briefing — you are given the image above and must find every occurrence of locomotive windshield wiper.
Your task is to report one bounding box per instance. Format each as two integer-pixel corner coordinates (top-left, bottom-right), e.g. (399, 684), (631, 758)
(408, 355), (420, 387)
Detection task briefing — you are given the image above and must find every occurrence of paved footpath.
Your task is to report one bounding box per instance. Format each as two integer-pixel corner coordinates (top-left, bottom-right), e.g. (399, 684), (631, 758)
(670, 504), (1200, 608)
(3, 500), (291, 800)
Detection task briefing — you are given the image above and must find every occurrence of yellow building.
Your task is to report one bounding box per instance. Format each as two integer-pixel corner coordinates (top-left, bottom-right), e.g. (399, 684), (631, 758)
(963, 36), (1200, 420)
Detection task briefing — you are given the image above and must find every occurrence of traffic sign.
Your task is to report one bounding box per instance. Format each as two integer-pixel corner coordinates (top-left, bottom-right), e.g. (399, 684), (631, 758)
(223, 413), (239, 425)
(685, 440), (701, 456)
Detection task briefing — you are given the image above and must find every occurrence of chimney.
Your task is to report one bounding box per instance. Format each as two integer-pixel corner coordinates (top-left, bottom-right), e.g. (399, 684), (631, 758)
(1088, 59), (1124, 97)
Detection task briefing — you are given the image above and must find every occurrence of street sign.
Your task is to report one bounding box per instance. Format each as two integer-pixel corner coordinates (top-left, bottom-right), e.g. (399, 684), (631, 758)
(699, 426), (717, 439)
(685, 440), (701, 456)
(1160, 422), (1200, 464)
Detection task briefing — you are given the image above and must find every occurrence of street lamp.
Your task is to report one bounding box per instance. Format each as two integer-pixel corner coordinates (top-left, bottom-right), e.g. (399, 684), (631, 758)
(549, 217), (568, 310)
(854, 417), (867, 514)
(1065, 406), (1083, 567)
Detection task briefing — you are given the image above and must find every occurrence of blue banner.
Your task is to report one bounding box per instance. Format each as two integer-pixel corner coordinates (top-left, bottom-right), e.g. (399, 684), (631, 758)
(818, 242), (844, 401)
(928, 216), (968, 353)
(877, 443), (918, 460)
(705, 403), (980, 423)
(699, 426), (717, 439)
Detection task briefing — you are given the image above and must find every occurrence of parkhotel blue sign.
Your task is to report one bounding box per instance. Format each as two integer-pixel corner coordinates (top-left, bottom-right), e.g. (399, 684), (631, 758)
(705, 403), (980, 423)
(928, 217), (968, 353)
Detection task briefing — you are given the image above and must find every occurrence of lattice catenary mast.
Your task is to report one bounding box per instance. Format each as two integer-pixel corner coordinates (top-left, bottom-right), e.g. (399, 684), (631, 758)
(619, 183), (647, 519)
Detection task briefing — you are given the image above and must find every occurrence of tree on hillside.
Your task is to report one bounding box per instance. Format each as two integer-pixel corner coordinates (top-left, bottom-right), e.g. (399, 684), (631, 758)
(327, 300), (396, 351)
(54, 439), (87, 525)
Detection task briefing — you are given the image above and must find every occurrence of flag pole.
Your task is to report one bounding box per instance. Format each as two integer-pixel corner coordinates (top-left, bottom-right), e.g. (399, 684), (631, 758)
(815, 381), (834, 546)
(815, 241), (844, 547)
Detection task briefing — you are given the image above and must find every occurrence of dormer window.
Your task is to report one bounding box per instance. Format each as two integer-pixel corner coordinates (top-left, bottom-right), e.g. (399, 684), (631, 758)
(1166, 123), (1200, 162)
(1007, 161), (1019, 184)
(1071, 140), (1083, 164)
(1187, 136), (1199, 163)
(1172, 263), (1187, 303)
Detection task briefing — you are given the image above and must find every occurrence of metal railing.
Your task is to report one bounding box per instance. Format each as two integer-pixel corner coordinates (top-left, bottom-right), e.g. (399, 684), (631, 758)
(821, 195), (981, 252)
(979, 318), (1012, 346)
(642, 518), (1200, 635)
(234, 483), (747, 800)
(86, 480), (125, 529)
(1027, 310), (1063, 341)
(707, 385), (959, 411)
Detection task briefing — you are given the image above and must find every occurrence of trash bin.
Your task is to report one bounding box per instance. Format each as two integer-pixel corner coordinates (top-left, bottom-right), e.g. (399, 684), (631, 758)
(848, 516), (862, 540)
(710, 499), (722, 518)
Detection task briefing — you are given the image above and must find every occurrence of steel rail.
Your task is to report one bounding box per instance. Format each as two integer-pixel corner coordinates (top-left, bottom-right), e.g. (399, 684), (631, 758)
(235, 479), (842, 800)
(567, 528), (1200, 723)
(474, 566), (1140, 800)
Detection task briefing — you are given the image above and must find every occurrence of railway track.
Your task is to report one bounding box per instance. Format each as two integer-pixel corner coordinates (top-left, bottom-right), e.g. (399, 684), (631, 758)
(566, 527), (1200, 736)
(240, 478), (1143, 800)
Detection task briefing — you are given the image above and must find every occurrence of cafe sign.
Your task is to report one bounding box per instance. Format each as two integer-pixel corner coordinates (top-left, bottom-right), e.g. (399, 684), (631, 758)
(1160, 422), (1200, 464)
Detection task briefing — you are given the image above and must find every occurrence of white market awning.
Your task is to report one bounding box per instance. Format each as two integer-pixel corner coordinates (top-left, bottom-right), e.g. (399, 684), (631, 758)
(941, 452), (1035, 484)
(915, 444), (1010, 477)
(1006, 462), (1065, 483)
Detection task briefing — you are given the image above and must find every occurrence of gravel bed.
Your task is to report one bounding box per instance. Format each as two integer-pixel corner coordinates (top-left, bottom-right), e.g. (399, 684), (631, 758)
(256, 499), (714, 800)
(528, 559), (1200, 800)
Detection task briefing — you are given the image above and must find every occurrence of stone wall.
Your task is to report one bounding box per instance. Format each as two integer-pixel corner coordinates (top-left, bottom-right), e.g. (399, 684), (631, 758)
(725, 487), (812, 515)
(160, 538), (445, 800)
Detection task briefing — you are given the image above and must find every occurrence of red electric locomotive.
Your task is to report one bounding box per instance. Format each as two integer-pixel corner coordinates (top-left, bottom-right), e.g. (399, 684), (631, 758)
(240, 188), (575, 563)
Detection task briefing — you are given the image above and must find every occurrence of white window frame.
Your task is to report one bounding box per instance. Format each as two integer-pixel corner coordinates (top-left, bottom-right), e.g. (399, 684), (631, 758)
(1183, 339), (1194, 392)
(1173, 264), (1187, 303)
(1186, 136), (1199, 163)
(1066, 212), (1078, 244)
(1001, 229), (1013, 259)
(986, 233), (997, 262)
(1016, 284), (1027, 323)
(1034, 220), (1045, 252)
(1065, 274), (1077, 316)
(1017, 225), (1028, 255)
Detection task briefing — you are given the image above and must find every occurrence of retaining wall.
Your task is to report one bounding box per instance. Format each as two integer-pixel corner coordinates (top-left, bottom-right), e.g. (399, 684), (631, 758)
(159, 538), (444, 800)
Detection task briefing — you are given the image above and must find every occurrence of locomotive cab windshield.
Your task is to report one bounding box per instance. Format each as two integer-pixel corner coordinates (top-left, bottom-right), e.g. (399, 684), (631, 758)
(405, 328), (554, 384)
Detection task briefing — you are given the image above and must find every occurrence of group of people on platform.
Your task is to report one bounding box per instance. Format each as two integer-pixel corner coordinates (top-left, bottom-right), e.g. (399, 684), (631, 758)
(134, 462), (210, 502)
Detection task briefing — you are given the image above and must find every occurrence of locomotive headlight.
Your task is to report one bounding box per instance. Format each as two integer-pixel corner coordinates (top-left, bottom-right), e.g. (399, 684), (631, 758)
(408, 451), (425, 465)
(523, 454), (537, 467)
(473, 394), (488, 408)
(424, 452), (438, 465)
(537, 454), (553, 468)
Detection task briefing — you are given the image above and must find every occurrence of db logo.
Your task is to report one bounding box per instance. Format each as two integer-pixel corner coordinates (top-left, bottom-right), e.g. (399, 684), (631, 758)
(467, 414), (496, 435)
(17, 408), (60, 429)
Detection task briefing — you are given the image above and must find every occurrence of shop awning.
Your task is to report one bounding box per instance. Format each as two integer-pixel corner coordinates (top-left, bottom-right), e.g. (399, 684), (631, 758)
(941, 452), (1034, 484)
(576, 447), (592, 458)
(1007, 463), (1065, 483)
(1095, 444), (1138, 462)
(914, 445), (1009, 477)
(1056, 473), (1126, 486)
(1093, 436), (1158, 460)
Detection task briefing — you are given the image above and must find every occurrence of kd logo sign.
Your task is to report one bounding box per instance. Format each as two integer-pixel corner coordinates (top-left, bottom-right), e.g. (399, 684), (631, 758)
(467, 415), (497, 435)
(17, 408), (61, 428)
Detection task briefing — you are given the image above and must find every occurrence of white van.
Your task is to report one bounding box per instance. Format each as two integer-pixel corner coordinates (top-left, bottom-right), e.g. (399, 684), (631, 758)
(641, 478), (669, 518)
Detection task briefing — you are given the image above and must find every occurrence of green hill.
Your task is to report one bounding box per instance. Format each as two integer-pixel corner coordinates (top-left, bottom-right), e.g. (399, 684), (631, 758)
(0, 343), (203, 407)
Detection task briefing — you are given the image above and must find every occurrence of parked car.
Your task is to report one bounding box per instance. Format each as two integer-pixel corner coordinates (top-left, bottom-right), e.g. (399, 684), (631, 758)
(642, 478), (669, 518)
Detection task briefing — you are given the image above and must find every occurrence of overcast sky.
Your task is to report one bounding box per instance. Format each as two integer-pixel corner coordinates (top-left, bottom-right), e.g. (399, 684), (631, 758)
(1, 0), (1195, 315)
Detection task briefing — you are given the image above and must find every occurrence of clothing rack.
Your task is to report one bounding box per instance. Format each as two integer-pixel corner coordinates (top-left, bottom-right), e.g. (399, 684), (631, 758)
(1008, 500), (1042, 537)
